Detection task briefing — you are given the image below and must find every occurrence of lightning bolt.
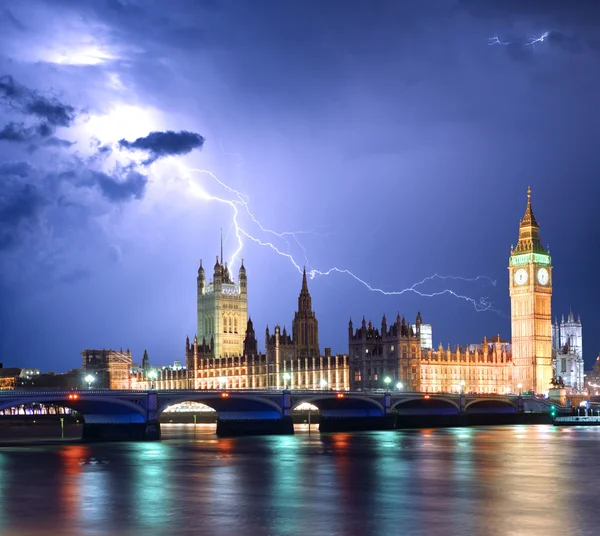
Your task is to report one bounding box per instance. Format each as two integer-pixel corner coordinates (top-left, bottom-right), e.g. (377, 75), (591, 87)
(526, 31), (549, 50)
(179, 165), (501, 314)
(488, 36), (511, 46)
(488, 32), (550, 52)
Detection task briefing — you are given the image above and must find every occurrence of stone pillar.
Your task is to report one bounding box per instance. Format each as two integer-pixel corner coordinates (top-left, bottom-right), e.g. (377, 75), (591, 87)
(145, 390), (161, 440)
(281, 389), (291, 417)
(383, 391), (391, 415)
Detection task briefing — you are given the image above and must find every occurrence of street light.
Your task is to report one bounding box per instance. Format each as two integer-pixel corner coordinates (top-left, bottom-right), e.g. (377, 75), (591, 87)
(218, 376), (227, 389)
(396, 382), (403, 391)
(283, 372), (291, 389)
(148, 370), (157, 390)
(384, 377), (391, 390)
(84, 374), (95, 390)
(460, 380), (465, 394)
(517, 383), (523, 395)
(320, 378), (328, 390)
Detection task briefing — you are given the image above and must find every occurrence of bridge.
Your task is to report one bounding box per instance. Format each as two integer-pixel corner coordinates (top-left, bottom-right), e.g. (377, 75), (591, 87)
(0, 389), (555, 441)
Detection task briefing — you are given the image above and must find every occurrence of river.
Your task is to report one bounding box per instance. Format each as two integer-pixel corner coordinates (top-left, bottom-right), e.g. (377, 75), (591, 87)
(0, 424), (598, 536)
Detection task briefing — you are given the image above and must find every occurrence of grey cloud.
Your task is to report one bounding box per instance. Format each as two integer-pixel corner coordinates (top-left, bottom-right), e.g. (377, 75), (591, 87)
(0, 183), (46, 250)
(25, 96), (76, 127)
(0, 161), (34, 177)
(0, 75), (77, 127)
(118, 130), (205, 164)
(43, 137), (76, 148)
(545, 30), (583, 53)
(0, 121), (60, 145)
(91, 169), (148, 202)
(0, 122), (31, 142)
(2, 9), (26, 31)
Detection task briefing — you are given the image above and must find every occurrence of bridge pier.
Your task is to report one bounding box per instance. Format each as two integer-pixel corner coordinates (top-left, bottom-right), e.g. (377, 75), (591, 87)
(215, 390), (295, 437)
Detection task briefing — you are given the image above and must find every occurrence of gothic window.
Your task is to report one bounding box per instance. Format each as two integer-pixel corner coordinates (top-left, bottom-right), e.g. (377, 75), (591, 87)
(234, 317), (238, 334)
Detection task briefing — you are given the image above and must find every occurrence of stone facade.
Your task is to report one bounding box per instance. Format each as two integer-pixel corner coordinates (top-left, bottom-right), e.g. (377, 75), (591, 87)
(196, 240), (248, 359)
(552, 311), (585, 392)
(82, 349), (132, 389)
(349, 314), (513, 393)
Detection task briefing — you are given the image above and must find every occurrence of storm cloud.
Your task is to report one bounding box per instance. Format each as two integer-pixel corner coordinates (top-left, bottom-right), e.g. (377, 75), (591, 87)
(0, 160), (34, 177)
(0, 182), (46, 250)
(118, 130), (205, 164)
(0, 75), (77, 127)
(90, 169), (148, 202)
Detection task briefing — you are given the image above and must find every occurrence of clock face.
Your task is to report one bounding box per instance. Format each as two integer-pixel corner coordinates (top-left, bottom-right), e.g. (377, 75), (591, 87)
(514, 268), (528, 286)
(537, 267), (549, 286)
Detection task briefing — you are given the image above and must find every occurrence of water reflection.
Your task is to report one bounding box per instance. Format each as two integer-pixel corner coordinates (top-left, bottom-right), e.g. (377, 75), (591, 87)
(0, 425), (599, 535)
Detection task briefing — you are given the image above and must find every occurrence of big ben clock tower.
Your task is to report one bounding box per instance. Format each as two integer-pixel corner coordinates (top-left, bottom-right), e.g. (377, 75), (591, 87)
(509, 187), (553, 394)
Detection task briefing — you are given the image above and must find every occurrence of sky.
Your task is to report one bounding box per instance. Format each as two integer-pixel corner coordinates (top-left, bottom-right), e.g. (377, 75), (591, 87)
(0, 0), (599, 372)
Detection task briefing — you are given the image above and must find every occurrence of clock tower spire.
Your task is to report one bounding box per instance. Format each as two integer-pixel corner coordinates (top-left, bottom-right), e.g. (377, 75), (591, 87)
(509, 187), (553, 394)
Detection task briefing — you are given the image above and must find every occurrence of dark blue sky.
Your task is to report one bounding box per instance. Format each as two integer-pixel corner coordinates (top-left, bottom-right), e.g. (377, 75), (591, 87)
(1, 0), (599, 372)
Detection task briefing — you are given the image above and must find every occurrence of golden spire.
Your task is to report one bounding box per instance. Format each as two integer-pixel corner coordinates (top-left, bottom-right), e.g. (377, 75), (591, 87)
(520, 185), (538, 228)
(514, 186), (543, 253)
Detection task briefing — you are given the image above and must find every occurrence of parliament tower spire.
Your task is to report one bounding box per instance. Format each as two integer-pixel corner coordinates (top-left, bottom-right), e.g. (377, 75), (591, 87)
(292, 267), (319, 359)
(509, 187), (553, 394)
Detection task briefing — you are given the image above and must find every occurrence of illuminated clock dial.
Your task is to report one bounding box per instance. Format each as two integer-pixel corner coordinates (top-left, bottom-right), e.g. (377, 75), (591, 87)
(514, 268), (528, 286)
(537, 267), (549, 285)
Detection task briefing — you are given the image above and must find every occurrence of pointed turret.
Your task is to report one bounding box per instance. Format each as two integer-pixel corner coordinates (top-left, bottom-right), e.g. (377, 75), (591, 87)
(521, 185), (538, 227)
(514, 186), (545, 253)
(297, 266), (313, 314)
(244, 317), (258, 356)
(293, 267), (319, 358)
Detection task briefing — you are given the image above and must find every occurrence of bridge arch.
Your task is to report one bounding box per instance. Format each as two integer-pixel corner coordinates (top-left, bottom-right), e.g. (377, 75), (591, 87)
(0, 394), (148, 422)
(392, 397), (460, 414)
(156, 393), (283, 419)
(465, 398), (517, 414)
(290, 395), (385, 417)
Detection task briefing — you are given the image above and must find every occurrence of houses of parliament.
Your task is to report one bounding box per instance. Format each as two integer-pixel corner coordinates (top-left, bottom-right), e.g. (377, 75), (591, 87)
(131, 188), (572, 395)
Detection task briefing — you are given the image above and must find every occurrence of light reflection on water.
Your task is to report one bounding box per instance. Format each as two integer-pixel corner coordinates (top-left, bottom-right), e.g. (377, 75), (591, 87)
(0, 425), (599, 536)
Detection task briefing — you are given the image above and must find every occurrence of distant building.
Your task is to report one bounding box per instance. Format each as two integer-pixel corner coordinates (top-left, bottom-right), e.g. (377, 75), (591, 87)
(81, 349), (132, 389)
(348, 315), (513, 393)
(586, 356), (600, 394)
(0, 367), (21, 390)
(131, 263), (349, 391)
(196, 238), (248, 359)
(552, 311), (585, 392)
(0, 367), (81, 390)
